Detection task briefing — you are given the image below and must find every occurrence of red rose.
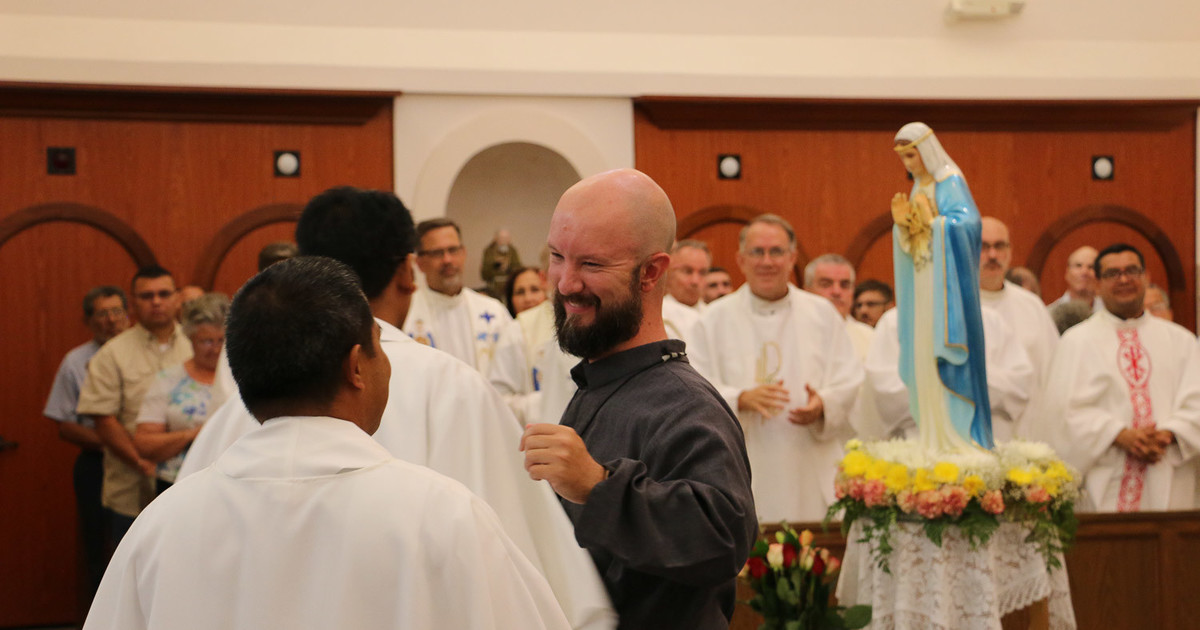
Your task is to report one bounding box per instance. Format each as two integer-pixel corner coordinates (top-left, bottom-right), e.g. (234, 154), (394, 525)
(782, 543), (797, 568)
(812, 555), (826, 576)
(748, 556), (768, 579)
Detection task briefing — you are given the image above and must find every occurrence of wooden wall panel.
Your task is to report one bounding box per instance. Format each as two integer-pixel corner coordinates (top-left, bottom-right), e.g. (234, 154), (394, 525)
(0, 88), (393, 626)
(635, 100), (1197, 330)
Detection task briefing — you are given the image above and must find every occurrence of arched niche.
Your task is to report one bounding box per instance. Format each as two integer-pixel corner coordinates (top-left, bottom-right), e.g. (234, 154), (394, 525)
(411, 106), (612, 225)
(192, 203), (303, 292)
(445, 142), (580, 290)
(0, 203), (156, 267)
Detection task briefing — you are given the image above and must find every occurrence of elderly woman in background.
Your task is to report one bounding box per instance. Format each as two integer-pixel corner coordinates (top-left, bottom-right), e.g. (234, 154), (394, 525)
(504, 266), (547, 317)
(134, 292), (230, 493)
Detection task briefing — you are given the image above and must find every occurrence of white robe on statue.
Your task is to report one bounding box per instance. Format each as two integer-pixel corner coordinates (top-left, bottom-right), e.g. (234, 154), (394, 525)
(489, 301), (576, 424)
(178, 319), (615, 630)
(85, 416), (570, 630)
(1042, 310), (1200, 512)
(403, 286), (512, 375)
(863, 308), (1034, 443)
(981, 281), (1060, 440)
(689, 284), (864, 523)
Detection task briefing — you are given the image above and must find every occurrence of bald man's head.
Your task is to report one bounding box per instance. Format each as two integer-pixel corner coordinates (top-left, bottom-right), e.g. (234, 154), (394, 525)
(547, 169), (675, 360)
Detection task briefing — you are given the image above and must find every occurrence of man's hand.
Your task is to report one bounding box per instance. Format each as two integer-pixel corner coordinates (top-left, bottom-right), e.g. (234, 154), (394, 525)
(138, 459), (157, 477)
(1114, 427), (1167, 463)
(738, 382), (790, 417)
(520, 423), (606, 504)
(787, 384), (824, 426)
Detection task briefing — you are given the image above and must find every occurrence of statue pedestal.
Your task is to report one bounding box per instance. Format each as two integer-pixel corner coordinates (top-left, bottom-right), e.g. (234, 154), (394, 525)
(836, 520), (1075, 630)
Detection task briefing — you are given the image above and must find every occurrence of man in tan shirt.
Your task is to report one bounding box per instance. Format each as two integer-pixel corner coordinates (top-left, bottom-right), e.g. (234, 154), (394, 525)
(78, 265), (192, 545)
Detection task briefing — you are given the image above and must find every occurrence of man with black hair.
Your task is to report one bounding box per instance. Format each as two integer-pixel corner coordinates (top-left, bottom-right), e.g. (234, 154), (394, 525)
(44, 285), (129, 595)
(852, 279), (893, 328)
(1044, 243), (1200, 511)
(180, 186), (614, 630)
(85, 257), (571, 630)
(78, 266), (191, 546)
(404, 217), (512, 375)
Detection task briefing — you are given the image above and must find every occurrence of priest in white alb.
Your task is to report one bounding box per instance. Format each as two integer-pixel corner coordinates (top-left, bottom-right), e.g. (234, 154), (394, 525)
(179, 188), (614, 630)
(85, 256), (570, 630)
(689, 214), (864, 523)
(404, 218), (512, 375)
(489, 296), (578, 425)
(661, 239), (711, 343)
(1043, 243), (1200, 512)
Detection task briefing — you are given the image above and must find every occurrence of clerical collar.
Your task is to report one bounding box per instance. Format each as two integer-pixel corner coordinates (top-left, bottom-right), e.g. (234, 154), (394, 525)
(570, 339), (687, 390)
(1098, 308), (1148, 327)
(749, 290), (790, 316)
(424, 287), (465, 309)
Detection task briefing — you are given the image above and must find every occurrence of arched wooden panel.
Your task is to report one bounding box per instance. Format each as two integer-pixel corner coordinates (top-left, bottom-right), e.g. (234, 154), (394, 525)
(1027, 204), (1186, 303)
(679, 204), (808, 286)
(210, 222), (299, 297)
(192, 203), (304, 290)
(0, 203), (157, 268)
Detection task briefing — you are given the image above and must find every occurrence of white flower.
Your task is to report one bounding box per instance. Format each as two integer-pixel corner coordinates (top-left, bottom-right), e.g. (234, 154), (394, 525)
(767, 543), (784, 569)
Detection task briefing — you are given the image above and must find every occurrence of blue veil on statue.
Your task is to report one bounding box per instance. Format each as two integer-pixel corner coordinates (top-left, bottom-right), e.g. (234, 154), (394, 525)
(890, 122), (993, 451)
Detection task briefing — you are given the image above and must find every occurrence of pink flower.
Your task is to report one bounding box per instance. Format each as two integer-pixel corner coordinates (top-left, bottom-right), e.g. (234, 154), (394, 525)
(981, 489), (1005, 514)
(942, 486), (969, 517)
(826, 556), (841, 574)
(848, 478), (866, 501)
(917, 489), (944, 519)
(863, 479), (888, 507)
(834, 479), (848, 500)
(1025, 486), (1051, 504)
(897, 489), (918, 513)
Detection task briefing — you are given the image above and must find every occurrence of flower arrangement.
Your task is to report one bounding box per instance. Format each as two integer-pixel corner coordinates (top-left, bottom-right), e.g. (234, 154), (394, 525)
(824, 439), (1080, 573)
(740, 524), (871, 630)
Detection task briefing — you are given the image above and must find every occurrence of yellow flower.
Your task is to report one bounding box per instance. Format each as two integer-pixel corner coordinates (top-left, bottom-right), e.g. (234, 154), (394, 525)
(842, 451), (872, 477)
(912, 468), (936, 493)
(799, 530), (814, 547)
(845, 439), (864, 451)
(1044, 461), (1073, 482)
(865, 459), (890, 481)
(1007, 467), (1035, 486)
(932, 462), (960, 484)
(962, 475), (985, 497)
(884, 464), (910, 493)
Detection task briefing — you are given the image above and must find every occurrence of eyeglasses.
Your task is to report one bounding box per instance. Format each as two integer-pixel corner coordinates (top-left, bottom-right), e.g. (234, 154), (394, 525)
(981, 241), (1011, 252)
(743, 247), (792, 260)
(417, 245), (465, 258)
(135, 290), (175, 301)
(193, 337), (225, 349)
(1099, 266), (1144, 281)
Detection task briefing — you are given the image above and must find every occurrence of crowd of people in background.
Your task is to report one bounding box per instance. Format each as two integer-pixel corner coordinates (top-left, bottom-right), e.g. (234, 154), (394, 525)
(47, 174), (1200, 629)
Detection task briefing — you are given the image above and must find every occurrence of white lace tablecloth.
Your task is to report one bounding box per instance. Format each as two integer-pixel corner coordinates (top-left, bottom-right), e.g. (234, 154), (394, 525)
(836, 520), (1076, 630)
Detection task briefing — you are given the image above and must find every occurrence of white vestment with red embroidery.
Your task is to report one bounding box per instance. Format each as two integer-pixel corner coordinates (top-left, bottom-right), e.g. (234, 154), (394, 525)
(1043, 310), (1200, 511)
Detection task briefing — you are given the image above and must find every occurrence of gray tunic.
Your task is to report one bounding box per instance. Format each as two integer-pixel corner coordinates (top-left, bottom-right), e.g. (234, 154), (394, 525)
(560, 339), (756, 630)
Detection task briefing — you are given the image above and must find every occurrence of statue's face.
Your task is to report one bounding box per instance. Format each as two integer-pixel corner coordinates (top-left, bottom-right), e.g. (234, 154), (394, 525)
(897, 146), (928, 179)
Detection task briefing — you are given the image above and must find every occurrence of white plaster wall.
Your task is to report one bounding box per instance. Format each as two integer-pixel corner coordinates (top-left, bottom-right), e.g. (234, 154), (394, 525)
(1, 1), (1199, 99)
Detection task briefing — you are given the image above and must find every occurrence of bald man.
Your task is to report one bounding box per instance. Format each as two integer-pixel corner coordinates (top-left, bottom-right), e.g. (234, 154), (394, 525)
(977, 217), (1060, 440)
(521, 169), (755, 630)
(689, 214), (863, 523)
(1048, 245), (1102, 312)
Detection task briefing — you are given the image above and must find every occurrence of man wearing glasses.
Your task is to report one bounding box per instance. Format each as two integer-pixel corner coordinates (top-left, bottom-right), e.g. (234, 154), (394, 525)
(404, 218), (512, 375)
(976, 217), (1060, 440)
(1044, 243), (1200, 512)
(77, 266), (191, 546)
(689, 213), (863, 523)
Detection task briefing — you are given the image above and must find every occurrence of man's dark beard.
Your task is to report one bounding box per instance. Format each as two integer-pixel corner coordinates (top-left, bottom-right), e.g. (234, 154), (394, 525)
(554, 267), (643, 360)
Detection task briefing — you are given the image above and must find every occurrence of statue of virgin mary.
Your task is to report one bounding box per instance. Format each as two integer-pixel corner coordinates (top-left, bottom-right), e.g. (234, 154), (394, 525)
(891, 122), (994, 451)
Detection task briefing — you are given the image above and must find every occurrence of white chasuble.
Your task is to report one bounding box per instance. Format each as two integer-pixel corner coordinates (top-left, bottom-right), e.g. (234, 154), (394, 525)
(178, 319), (615, 630)
(489, 301), (577, 424)
(86, 417), (571, 630)
(1043, 311), (1200, 512)
(980, 281), (1060, 441)
(403, 286), (512, 375)
(689, 285), (864, 523)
